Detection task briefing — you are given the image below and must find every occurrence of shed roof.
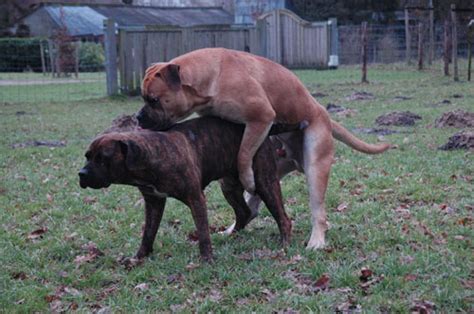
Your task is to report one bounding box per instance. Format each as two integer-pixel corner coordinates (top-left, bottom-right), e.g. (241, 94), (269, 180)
(20, 4), (234, 37)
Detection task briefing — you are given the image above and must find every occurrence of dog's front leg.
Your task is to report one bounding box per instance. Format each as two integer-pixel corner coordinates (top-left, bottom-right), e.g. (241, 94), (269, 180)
(135, 194), (166, 259)
(186, 192), (213, 262)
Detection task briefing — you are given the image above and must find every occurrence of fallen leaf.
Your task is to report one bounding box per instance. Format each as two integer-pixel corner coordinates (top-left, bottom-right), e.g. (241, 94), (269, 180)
(286, 197), (298, 205)
(460, 279), (474, 289)
(454, 235), (466, 241)
(74, 242), (104, 265)
(360, 274), (384, 291)
(314, 273), (330, 290)
(359, 267), (373, 282)
(11, 272), (27, 280)
(404, 274), (418, 282)
(46, 193), (53, 203)
(187, 231), (199, 242)
(410, 299), (436, 313)
(134, 283), (149, 292)
(185, 262), (199, 271)
(64, 287), (81, 296)
(208, 289), (223, 302)
(83, 196), (97, 204)
(261, 288), (276, 301)
(117, 256), (143, 270)
(27, 227), (48, 240)
(335, 202), (349, 213)
(15, 299), (25, 305)
(400, 255), (415, 265)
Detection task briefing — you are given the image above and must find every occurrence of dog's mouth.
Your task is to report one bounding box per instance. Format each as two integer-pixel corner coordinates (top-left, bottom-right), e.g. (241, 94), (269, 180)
(79, 177), (111, 189)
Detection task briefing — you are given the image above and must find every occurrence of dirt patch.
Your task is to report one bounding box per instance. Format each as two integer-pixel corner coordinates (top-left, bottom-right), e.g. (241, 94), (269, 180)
(326, 104), (358, 117)
(425, 99), (452, 108)
(451, 94), (463, 99)
(353, 128), (401, 136)
(311, 92), (328, 98)
(392, 95), (412, 102)
(439, 130), (474, 150)
(326, 103), (345, 113)
(376, 111), (422, 126)
(12, 140), (66, 149)
(434, 110), (474, 128)
(100, 114), (140, 134)
(346, 91), (375, 101)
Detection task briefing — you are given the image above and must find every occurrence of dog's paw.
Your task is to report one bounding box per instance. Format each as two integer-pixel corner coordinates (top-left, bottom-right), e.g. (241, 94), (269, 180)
(220, 222), (236, 235)
(306, 237), (326, 250)
(117, 255), (144, 270)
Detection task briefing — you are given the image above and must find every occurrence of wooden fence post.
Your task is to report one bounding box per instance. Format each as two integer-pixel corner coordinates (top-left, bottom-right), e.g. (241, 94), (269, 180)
(428, 0), (434, 65)
(405, 8), (411, 64)
(468, 41), (472, 81)
(418, 23), (424, 70)
(361, 22), (368, 83)
(104, 19), (118, 95)
(39, 40), (46, 75)
(443, 20), (450, 76)
(74, 41), (79, 78)
(451, 4), (458, 81)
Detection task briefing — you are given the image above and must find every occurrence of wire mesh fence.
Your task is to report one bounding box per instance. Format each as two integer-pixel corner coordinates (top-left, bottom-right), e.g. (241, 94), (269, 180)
(339, 22), (471, 65)
(0, 22), (471, 104)
(0, 38), (106, 104)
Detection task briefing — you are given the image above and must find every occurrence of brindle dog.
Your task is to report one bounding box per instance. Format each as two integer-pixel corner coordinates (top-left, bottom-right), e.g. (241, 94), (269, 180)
(79, 117), (300, 262)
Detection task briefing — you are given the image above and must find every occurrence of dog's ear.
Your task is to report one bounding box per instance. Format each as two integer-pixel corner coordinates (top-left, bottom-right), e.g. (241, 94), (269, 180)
(119, 140), (145, 171)
(158, 64), (181, 91)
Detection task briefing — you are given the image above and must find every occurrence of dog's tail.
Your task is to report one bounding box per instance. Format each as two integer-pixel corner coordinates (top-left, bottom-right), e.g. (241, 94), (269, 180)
(331, 120), (390, 154)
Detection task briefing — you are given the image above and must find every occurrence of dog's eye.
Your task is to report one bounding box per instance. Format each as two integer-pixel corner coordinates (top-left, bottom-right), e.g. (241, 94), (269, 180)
(85, 152), (91, 160)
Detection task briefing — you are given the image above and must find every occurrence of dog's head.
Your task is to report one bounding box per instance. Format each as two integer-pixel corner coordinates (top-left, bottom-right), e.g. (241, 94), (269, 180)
(137, 62), (189, 130)
(79, 133), (148, 189)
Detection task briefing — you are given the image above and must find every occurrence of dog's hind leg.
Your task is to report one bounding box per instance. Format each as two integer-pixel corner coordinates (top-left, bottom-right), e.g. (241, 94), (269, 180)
(135, 193), (166, 259)
(220, 177), (254, 234)
(303, 118), (334, 250)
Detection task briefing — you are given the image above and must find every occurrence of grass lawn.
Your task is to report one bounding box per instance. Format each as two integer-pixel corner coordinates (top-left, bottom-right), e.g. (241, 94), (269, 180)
(0, 64), (473, 312)
(0, 72), (106, 104)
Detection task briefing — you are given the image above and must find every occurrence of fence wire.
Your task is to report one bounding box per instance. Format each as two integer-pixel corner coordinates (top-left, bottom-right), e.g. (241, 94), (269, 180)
(1, 22), (472, 104)
(0, 39), (106, 104)
(339, 23), (471, 65)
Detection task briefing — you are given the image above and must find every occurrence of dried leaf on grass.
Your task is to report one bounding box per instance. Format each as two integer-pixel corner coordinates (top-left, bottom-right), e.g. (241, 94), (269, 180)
(410, 300), (436, 313)
(359, 267), (373, 282)
(74, 242), (104, 265)
(27, 227), (48, 240)
(335, 202), (349, 213)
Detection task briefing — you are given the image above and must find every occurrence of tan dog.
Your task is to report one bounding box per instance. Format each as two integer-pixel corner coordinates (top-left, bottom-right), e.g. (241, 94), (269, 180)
(138, 48), (389, 249)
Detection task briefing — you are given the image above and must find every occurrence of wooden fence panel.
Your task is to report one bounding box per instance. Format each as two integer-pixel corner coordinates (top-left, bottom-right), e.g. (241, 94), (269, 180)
(117, 9), (333, 94)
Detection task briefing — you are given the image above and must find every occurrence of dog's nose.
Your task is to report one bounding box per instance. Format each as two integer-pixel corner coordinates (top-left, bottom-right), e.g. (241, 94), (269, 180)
(78, 168), (88, 177)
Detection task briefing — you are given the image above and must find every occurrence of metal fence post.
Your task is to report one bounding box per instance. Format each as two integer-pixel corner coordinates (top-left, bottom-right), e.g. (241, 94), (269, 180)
(328, 17), (339, 68)
(104, 19), (118, 95)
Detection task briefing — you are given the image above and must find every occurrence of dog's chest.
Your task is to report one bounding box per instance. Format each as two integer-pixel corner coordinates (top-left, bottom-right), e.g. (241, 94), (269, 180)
(196, 100), (244, 123)
(139, 184), (168, 198)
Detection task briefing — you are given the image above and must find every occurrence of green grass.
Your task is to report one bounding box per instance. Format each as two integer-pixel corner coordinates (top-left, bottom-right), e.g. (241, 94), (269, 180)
(0, 64), (473, 312)
(0, 72), (106, 104)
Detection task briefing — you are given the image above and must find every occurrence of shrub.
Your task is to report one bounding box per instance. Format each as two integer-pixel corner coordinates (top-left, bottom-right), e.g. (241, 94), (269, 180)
(79, 42), (105, 72)
(0, 38), (44, 72)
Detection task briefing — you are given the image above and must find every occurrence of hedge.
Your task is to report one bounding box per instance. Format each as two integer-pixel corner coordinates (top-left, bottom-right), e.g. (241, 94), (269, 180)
(0, 38), (45, 72)
(0, 38), (106, 73)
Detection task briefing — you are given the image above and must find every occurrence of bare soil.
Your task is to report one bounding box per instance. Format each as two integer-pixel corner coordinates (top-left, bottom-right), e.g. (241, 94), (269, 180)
(11, 140), (66, 149)
(434, 110), (474, 128)
(375, 111), (422, 126)
(346, 91), (375, 101)
(439, 130), (474, 150)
